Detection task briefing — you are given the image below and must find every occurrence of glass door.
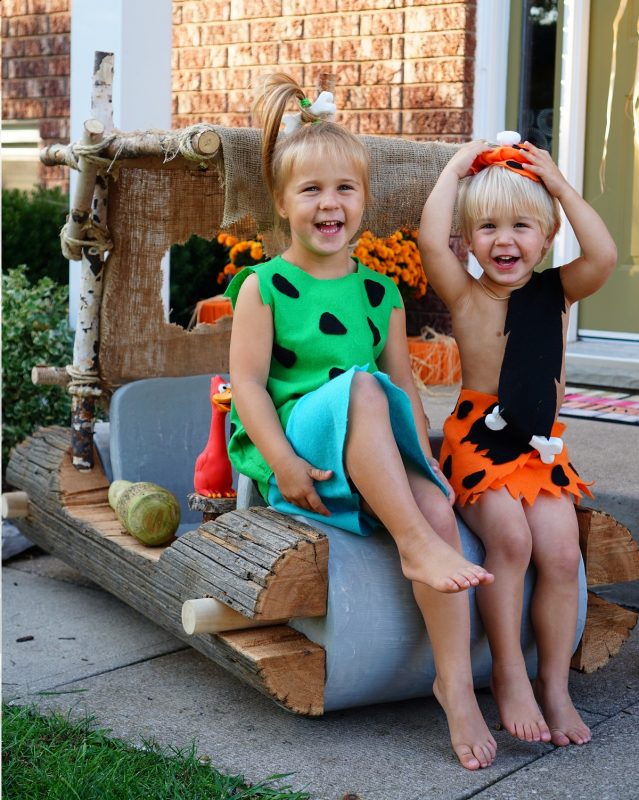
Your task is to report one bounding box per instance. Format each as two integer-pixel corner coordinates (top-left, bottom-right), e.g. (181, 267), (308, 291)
(578, 0), (639, 339)
(506, 0), (561, 157)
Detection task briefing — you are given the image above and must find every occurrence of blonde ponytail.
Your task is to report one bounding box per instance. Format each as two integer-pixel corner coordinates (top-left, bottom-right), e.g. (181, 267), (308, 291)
(253, 72), (370, 208)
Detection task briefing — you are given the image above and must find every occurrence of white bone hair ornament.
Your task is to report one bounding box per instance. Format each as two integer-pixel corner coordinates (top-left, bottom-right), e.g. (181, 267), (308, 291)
(485, 405), (564, 464)
(495, 130), (522, 146)
(282, 91), (337, 134)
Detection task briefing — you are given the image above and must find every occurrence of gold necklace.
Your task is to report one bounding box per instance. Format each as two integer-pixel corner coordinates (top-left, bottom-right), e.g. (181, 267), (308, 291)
(476, 278), (511, 301)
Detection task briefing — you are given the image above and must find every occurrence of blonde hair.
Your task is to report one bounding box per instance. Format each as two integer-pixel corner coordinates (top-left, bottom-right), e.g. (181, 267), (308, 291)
(253, 72), (370, 208)
(458, 165), (560, 242)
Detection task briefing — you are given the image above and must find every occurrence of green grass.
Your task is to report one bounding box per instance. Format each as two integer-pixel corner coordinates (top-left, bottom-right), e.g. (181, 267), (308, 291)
(3, 703), (311, 800)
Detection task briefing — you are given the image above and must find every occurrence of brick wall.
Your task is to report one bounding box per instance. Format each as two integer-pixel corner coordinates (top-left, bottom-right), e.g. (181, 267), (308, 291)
(172, 0), (476, 141)
(2, 0), (475, 189)
(2, 0), (71, 188)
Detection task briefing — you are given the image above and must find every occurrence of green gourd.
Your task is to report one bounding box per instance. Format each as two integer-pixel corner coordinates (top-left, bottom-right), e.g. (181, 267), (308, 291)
(108, 480), (180, 546)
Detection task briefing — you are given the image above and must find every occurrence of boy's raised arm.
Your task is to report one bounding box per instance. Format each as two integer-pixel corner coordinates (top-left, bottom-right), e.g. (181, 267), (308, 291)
(418, 141), (488, 310)
(522, 143), (617, 303)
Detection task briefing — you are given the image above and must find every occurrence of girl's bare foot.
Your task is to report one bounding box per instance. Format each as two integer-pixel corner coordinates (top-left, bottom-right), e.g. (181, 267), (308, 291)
(534, 680), (592, 746)
(396, 528), (494, 593)
(433, 677), (497, 770)
(491, 663), (551, 742)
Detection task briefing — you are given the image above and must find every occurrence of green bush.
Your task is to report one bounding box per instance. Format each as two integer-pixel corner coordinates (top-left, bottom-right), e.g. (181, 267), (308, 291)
(169, 234), (230, 328)
(2, 266), (73, 476)
(2, 186), (69, 285)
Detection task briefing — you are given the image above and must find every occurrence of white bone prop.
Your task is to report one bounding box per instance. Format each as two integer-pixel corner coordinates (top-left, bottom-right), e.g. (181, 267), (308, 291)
(485, 406), (564, 463)
(496, 130), (522, 146)
(485, 404), (508, 431)
(181, 598), (286, 634)
(529, 435), (564, 464)
(282, 90), (337, 134)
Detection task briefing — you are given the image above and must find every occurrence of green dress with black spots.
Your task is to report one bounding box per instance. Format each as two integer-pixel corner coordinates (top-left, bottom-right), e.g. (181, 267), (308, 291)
(225, 255), (446, 535)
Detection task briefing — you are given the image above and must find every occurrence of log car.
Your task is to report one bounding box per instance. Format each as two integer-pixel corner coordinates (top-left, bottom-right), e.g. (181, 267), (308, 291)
(5, 373), (639, 715)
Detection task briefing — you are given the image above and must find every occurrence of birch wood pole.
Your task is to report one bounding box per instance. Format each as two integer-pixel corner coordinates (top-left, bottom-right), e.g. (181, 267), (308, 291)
(67, 52), (114, 470)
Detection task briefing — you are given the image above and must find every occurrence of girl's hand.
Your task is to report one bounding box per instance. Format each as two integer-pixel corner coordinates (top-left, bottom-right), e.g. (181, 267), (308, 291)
(521, 142), (571, 198)
(273, 454), (333, 516)
(427, 457), (456, 507)
(444, 139), (494, 179)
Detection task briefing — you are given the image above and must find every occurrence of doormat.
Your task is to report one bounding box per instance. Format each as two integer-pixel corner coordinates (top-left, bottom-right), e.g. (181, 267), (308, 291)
(560, 387), (639, 425)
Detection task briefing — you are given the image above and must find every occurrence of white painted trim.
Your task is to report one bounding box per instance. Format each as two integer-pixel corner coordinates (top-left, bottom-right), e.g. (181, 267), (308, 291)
(69, 0), (172, 328)
(472, 0), (510, 140)
(553, 0), (591, 341)
(578, 329), (639, 342)
(469, 0), (511, 278)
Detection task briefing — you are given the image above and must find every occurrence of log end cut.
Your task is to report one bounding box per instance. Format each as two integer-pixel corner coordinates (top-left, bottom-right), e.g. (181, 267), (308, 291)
(219, 625), (325, 715)
(571, 592), (638, 673)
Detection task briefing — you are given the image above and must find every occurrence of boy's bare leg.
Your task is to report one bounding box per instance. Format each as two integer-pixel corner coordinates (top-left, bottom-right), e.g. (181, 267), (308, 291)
(460, 489), (551, 743)
(344, 373), (493, 593)
(407, 470), (497, 770)
(524, 494), (592, 746)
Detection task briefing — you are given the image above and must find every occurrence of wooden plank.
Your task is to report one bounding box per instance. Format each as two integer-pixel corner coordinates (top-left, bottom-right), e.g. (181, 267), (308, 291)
(571, 591), (638, 673)
(576, 506), (639, 586)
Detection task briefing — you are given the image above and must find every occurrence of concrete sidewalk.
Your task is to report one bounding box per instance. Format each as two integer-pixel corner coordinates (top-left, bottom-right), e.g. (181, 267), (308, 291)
(3, 390), (639, 800)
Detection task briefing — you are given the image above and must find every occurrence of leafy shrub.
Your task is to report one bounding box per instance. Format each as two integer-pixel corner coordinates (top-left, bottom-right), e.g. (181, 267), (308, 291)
(2, 187), (69, 285)
(169, 234), (230, 328)
(2, 266), (73, 476)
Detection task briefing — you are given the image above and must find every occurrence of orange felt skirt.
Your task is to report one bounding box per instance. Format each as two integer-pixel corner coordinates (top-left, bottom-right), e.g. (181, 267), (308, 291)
(440, 389), (594, 507)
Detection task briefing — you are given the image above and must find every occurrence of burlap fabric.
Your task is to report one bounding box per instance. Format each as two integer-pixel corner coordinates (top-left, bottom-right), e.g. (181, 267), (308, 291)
(214, 127), (459, 241)
(99, 127), (459, 387)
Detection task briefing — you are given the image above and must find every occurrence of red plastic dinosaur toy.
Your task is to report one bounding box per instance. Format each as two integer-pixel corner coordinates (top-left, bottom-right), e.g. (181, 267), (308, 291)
(193, 375), (236, 498)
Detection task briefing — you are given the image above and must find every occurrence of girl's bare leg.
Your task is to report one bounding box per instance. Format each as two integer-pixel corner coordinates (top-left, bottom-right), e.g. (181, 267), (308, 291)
(344, 372), (493, 593)
(524, 494), (591, 746)
(460, 489), (551, 743)
(406, 471), (497, 770)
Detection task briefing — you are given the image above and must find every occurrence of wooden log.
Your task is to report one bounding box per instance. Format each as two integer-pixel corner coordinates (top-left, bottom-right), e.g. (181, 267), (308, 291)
(182, 598), (286, 634)
(219, 626), (324, 716)
(31, 365), (70, 387)
(576, 505), (639, 586)
(4, 427), (325, 715)
(571, 592), (638, 673)
(2, 491), (30, 519)
(569, 506), (639, 672)
(65, 57), (115, 471)
(187, 492), (237, 522)
(40, 127), (221, 168)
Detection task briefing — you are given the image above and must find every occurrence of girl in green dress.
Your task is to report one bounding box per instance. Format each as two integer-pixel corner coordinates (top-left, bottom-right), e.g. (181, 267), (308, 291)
(227, 72), (497, 770)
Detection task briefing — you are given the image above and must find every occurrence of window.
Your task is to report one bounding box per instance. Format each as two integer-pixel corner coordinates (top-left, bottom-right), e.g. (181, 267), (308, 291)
(2, 122), (41, 190)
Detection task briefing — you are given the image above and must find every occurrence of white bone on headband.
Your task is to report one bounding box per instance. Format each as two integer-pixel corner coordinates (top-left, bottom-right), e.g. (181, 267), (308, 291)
(282, 91), (337, 134)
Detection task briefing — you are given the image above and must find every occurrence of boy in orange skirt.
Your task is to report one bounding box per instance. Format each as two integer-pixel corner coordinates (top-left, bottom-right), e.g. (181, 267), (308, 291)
(419, 134), (616, 747)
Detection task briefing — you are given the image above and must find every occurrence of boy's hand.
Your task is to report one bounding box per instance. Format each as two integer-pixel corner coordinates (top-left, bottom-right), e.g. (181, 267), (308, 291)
(521, 142), (571, 198)
(427, 457), (456, 507)
(444, 139), (494, 179)
(273, 454), (333, 516)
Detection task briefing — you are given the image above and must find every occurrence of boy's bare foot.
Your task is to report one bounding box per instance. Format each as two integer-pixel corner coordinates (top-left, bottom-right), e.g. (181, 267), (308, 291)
(433, 677), (497, 770)
(396, 528), (494, 593)
(491, 663), (551, 743)
(534, 681), (592, 746)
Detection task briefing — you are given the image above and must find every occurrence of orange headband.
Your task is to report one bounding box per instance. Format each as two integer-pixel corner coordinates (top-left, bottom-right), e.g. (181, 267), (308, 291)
(469, 145), (540, 183)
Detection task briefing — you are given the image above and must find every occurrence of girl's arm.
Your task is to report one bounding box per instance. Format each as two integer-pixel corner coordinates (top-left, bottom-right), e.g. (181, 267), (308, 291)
(523, 143), (617, 302)
(378, 308), (455, 504)
(229, 274), (332, 516)
(418, 140), (488, 311)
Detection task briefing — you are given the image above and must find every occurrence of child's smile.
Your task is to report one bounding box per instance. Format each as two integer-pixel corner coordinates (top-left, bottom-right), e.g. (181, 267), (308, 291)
(277, 154), (366, 275)
(470, 214), (552, 288)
